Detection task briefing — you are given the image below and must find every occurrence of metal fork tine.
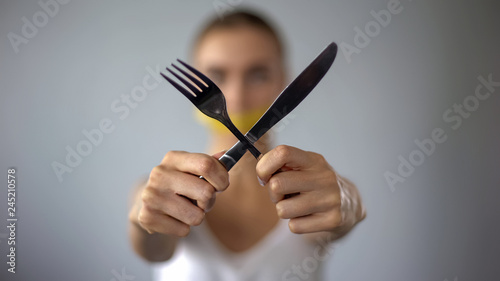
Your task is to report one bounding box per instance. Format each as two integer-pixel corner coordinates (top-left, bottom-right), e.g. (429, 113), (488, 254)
(166, 67), (201, 95)
(177, 59), (212, 86)
(163, 59), (262, 160)
(160, 72), (195, 101)
(171, 64), (207, 90)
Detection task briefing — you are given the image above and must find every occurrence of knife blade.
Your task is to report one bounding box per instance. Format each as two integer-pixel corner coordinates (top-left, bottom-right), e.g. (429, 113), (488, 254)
(218, 42), (338, 171)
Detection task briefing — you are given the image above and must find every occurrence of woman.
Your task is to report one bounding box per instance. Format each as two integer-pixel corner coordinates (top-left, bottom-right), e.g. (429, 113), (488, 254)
(129, 10), (366, 281)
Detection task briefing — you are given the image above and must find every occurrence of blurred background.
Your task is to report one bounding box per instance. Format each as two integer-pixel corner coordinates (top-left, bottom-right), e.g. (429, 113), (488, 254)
(1, 0), (499, 280)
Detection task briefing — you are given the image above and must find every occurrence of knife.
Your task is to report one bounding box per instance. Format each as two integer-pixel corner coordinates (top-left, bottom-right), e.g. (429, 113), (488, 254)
(218, 42), (338, 171)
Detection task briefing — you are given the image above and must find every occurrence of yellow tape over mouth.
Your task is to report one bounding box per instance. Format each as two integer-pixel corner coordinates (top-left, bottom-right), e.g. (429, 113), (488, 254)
(194, 107), (268, 135)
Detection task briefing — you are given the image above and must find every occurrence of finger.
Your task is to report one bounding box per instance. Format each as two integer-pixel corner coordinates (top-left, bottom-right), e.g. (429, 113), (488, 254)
(202, 193), (217, 213)
(275, 190), (338, 219)
(211, 150), (227, 159)
(142, 188), (205, 226)
(163, 151), (229, 191)
(288, 209), (342, 234)
(138, 208), (191, 237)
(147, 166), (216, 211)
(266, 171), (317, 203)
(165, 171), (217, 211)
(256, 145), (315, 184)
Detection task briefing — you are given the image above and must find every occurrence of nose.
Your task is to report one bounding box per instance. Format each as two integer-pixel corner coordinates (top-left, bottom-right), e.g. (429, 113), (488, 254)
(223, 76), (248, 114)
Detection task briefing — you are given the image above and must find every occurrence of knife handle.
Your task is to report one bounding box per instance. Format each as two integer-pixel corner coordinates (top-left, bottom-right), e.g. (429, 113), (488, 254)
(218, 141), (249, 171)
(184, 144), (246, 207)
(186, 143), (297, 207)
(218, 154), (237, 171)
(195, 154), (234, 185)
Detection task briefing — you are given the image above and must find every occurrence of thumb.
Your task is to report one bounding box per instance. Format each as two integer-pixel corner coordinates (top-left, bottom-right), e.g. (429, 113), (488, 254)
(211, 150), (227, 159)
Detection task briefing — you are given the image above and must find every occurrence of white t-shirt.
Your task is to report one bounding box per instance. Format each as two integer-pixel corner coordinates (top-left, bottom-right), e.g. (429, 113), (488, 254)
(152, 219), (330, 281)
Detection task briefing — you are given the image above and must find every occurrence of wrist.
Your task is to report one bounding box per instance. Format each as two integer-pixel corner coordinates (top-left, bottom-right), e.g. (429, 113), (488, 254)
(337, 175), (366, 228)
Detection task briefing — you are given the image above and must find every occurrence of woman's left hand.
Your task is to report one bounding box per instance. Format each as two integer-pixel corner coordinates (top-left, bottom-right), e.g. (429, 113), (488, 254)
(256, 145), (344, 234)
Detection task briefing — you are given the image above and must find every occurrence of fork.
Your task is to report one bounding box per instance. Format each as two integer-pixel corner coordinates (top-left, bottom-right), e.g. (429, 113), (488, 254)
(160, 59), (261, 159)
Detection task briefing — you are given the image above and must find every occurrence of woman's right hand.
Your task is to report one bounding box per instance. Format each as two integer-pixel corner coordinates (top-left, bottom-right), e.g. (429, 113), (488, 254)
(131, 151), (230, 237)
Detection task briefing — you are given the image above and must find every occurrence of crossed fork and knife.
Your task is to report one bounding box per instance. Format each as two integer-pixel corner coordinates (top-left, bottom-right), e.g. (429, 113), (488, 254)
(160, 42), (337, 172)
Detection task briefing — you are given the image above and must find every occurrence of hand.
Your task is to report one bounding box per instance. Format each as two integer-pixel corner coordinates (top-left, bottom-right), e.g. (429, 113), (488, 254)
(132, 151), (229, 237)
(256, 145), (342, 234)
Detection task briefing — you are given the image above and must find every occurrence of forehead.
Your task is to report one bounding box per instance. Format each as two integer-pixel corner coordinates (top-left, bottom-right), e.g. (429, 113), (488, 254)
(194, 26), (280, 68)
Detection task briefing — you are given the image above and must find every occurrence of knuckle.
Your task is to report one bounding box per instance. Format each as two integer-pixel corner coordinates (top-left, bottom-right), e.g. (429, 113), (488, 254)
(319, 183), (340, 207)
(331, 189), (341, 206)
(324, 193), (340, 210)
(148, 167), (177, 196)
(317, 169), (338, 192)
(128, 207), (141, 223)
(138, 210), (153, 227)
(141, 189), (154, 205)
(275, 203), (288, 219)
(148, 166), (165, 186)
(327, 212), (342, 228)
(176, 225), (191, 237)
(187, 210), (205, 226)
(204, 196), (217, 212)
(274, 145), (292, 161)
(312, 151), (327, 164)
(269, 176), (284, 195)
(128, 211), (136, 222)
(221, 174), (230, 190)
(162, 150), (179, 163)
(327, 169), (338, 185)
(288, 220), (303, 234)
(197, 157), (216, 175)
(198, 184), (215, 203)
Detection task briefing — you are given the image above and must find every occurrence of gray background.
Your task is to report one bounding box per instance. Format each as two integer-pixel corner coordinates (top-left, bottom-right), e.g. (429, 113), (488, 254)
(1, 0), (499, 280)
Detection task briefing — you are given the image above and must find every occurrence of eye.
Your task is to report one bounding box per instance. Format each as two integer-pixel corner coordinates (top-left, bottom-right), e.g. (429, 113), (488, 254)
(207, 71), (225, 85)
(247, 70), (269, 84)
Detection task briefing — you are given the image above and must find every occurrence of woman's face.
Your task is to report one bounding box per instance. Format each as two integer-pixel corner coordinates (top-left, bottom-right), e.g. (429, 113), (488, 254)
(194, 26), (285, 116)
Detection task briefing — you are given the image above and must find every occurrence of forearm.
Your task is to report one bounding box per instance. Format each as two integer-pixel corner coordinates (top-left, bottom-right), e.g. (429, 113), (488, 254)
(129, 220), (178, 262)
(128, 180), (179, 262)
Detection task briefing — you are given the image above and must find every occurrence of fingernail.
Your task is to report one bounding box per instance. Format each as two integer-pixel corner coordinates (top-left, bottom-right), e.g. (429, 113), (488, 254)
(257, 176), (266, 187)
